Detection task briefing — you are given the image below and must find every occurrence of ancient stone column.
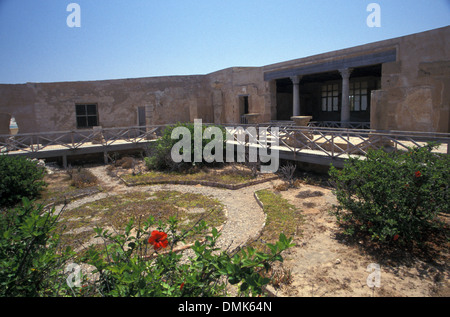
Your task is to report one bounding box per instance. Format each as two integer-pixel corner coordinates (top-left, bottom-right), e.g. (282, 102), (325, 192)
(339, 68), (353, 124)
(290, 75), (302, 117)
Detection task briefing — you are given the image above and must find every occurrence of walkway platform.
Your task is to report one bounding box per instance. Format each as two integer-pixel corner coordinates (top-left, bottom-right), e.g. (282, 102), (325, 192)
(1, 124), (449, 169)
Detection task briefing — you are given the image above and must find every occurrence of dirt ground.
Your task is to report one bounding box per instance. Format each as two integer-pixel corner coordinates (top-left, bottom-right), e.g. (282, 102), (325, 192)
(273, 183), (450, 297)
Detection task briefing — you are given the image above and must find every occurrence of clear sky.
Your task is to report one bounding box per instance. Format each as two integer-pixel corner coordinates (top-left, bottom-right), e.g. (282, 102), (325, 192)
(0, 0), (449, 84)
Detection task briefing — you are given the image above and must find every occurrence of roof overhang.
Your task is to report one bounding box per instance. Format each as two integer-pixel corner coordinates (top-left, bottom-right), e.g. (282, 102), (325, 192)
(263, 48), (397, 81)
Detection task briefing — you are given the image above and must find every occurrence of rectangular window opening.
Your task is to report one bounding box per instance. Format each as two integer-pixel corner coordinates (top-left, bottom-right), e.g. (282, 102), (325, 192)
(321, 83), (340, 112)
(349, 80), (369, 112)
(76, 104), (98, 129)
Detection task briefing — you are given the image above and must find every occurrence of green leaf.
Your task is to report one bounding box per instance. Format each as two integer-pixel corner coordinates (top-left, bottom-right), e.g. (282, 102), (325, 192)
(229, 276), (241, 285)
(240, 282), (249, 292)
(266, 243), (277, 254)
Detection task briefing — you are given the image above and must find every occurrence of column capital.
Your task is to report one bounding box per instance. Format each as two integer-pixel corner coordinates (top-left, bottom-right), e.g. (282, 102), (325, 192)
(338, 68), (353, 79)
(290, 75), (302, 85)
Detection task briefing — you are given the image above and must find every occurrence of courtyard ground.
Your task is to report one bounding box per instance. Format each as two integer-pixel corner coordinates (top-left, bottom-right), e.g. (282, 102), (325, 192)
(274, 184), (449, 297)
(41, 160), (449, 297)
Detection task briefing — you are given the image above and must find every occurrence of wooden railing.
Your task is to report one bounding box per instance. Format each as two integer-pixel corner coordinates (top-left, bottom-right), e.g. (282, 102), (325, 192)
(308, 121), (371, 129)
(220, 123), (450, 160)
(2, 124), (449, 166)
(0, 126), (166, 153)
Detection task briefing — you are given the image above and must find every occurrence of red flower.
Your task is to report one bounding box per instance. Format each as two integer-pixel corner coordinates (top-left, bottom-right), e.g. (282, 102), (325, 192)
(415, 171), (422, 178)
(393, 234), (399, 241)
(180, 282), (185, 290)
(148, 230), (169, 251)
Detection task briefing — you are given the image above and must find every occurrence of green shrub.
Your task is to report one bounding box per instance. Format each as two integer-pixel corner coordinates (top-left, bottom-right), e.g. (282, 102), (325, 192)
(145, 123), (226, 171)
(329, 144), (449, 244)
(80, 216), (294, 297)
(0, 199), (74, 296)
(0, 156), (46, 207)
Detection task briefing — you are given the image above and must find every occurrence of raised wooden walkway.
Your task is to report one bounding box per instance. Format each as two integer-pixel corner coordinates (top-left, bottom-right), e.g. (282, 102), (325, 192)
(0, 126), (163, 167)
(224, 123), (449, 168)
(1, 124), (449, 169)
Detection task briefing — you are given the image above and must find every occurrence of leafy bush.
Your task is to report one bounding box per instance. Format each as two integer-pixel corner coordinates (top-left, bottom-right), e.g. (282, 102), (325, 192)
(0, 156), (46, 207)
(329, 144), (449, 244)
(80, 216), (294, 297)
(0, 199), (74, 296)
(145, 123), (226, 171)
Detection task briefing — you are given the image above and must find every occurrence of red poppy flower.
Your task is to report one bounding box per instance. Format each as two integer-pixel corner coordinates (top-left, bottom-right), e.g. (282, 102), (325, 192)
(180, 282), (185, 290)
(393, 234), (399, 241)
(415, 171), (421, 178)
(148, 230), (169, 251)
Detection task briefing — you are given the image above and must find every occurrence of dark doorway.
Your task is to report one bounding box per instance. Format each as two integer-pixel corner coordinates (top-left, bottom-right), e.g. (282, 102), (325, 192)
(138, 106), (146, 134)
(275, 78), (293, 120)
(239, 95), (249, 124)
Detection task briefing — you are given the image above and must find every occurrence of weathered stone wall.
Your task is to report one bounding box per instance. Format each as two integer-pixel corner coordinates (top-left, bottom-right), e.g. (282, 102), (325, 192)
(204, 67), (270, 124)
(371, 26), (450, 132)
(0, 84), (38, 134)
(0, 75), (206, 133)
(0, 67), (270, 133)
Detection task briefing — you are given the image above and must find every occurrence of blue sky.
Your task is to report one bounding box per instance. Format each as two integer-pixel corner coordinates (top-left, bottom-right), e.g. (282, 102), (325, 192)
(0, 0), (449, 84)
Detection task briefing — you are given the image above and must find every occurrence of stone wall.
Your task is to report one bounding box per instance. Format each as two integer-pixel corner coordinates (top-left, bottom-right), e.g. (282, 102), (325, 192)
(0, 67), (271, 134)
(0, 84), (38, 134)
(204, 67), (270, 124)
(0, 75), (206, 134)
(371, 26), (450, 132)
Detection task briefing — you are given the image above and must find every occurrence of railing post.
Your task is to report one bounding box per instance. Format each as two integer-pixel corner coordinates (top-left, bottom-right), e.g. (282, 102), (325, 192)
(347, 131), (350, 152)
(331, 133), (335, 158)
(36, 135), (41, 151)
(31, 135), (36, 152)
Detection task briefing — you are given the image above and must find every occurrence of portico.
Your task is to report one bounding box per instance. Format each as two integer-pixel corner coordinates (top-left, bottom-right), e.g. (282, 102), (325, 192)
(264, 49), (396, 128)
